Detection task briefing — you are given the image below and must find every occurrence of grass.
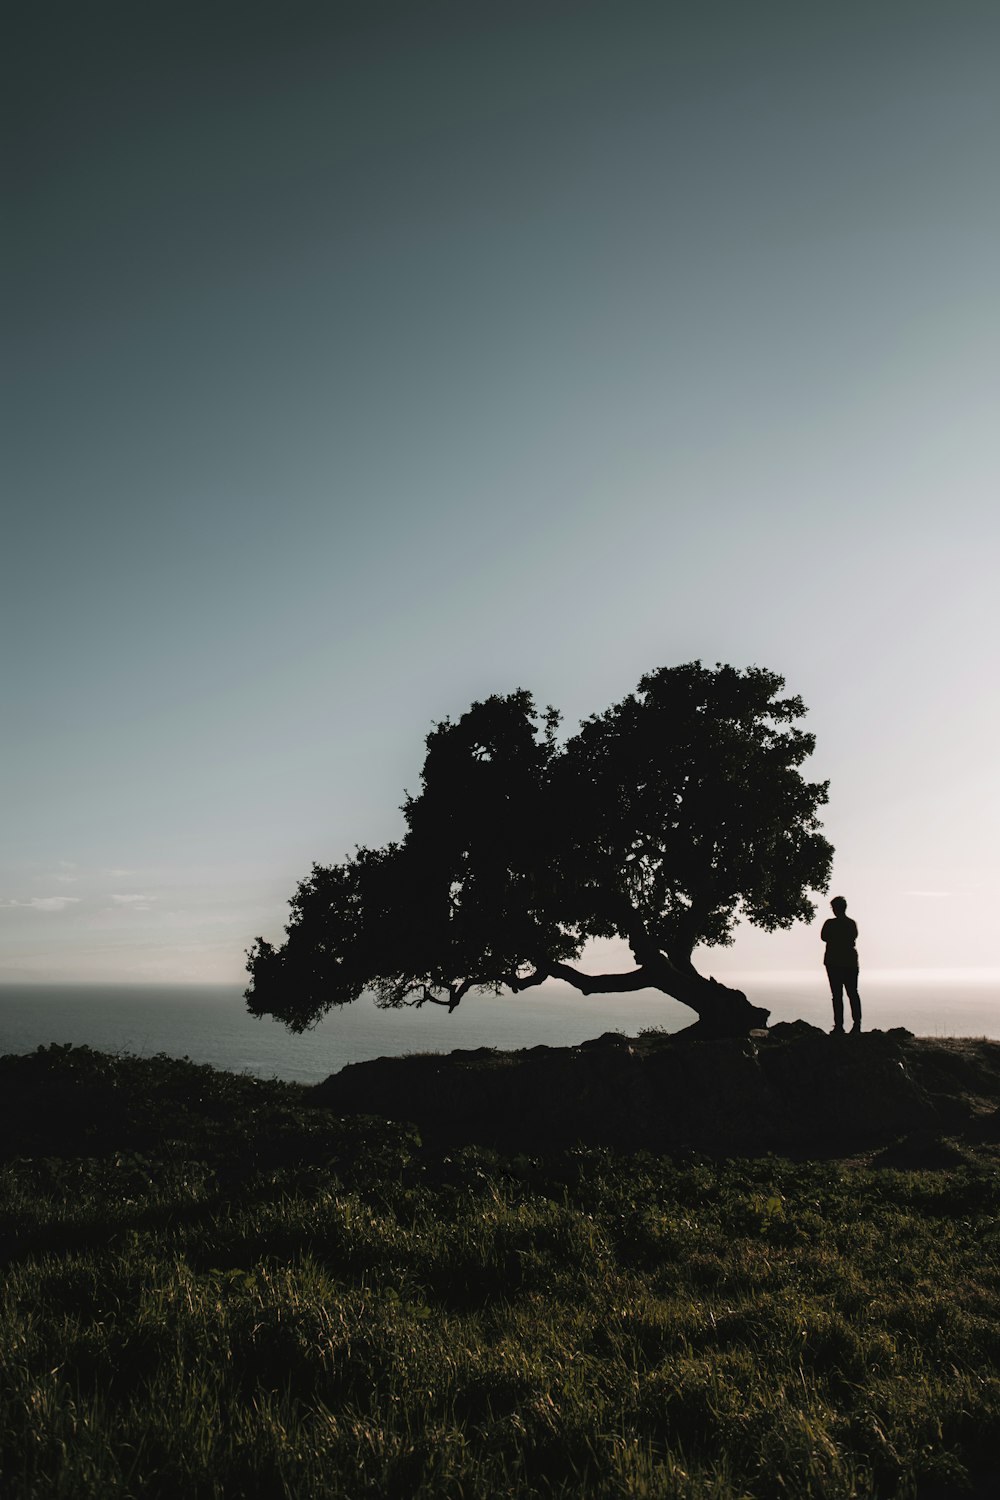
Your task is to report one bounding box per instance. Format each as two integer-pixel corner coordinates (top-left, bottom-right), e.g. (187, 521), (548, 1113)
(1, 1045), (999, 1498)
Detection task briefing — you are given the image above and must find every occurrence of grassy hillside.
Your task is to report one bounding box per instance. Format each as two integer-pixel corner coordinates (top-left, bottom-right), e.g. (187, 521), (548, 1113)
(1, 1042), (999, 1499)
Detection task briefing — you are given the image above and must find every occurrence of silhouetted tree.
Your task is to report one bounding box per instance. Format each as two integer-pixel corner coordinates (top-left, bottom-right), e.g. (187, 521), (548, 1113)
(246, 663), (833, 1037)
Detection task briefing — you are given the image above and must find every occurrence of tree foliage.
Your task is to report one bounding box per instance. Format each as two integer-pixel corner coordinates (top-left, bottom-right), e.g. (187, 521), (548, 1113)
(246, 663), (833, 1035)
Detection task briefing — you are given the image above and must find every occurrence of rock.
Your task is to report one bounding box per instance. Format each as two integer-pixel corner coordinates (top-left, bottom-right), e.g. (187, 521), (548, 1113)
(309, 1032), (1000, 1158)
(577, 1032), (632, 1051)
(767, 1019), (827, 1041)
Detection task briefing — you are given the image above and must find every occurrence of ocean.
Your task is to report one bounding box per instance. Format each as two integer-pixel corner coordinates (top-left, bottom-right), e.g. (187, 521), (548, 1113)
(0, 976), (997, 1085)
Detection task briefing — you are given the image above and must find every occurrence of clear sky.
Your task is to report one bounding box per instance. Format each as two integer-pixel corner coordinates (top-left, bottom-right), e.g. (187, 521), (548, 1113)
(4, 1), (998, 989)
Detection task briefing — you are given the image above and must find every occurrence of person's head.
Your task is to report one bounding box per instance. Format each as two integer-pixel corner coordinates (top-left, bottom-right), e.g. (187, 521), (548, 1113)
(830, 896), (847, 915)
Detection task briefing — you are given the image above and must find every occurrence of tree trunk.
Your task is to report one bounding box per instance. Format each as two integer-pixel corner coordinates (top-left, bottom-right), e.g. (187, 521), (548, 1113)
(637, 931), (770, 1038)
(659, 969), (770, 1038)
(512, 958), (769, 1037)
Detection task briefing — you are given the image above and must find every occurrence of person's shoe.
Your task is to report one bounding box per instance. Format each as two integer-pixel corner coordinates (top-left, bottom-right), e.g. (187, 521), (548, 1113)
(830, 1025), (844, 1035)
(851, 1024), (862, 1035)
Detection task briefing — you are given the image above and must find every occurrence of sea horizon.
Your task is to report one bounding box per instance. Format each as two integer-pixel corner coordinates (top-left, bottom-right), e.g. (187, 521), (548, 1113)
(1, 972), (996, 1086)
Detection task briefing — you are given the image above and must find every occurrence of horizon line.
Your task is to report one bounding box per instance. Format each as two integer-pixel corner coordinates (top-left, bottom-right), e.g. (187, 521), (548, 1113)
(1, 966), (998, 989)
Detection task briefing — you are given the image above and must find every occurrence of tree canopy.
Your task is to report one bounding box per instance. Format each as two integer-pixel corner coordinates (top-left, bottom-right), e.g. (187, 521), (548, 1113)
(246, 662), (833, 1036)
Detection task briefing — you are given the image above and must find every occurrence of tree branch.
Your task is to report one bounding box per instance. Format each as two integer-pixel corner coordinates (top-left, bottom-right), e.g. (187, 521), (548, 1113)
(448, 978), (473, 1012)
(507, 962), (652, 996)
(403, 979), (475, 1012)
(506, 967), (549, 993)
(549, 962), (652, 994)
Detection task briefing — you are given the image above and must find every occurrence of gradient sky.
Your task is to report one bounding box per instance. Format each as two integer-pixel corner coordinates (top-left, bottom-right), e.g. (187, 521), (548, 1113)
(4, 1), (998, 989)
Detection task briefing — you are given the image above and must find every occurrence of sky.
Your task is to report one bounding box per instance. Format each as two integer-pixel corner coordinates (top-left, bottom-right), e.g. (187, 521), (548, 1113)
(4, 0), (998, 990)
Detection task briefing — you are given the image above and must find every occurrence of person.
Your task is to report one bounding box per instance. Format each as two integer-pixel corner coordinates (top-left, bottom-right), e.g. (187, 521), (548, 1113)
(821, 896), (862, 1034)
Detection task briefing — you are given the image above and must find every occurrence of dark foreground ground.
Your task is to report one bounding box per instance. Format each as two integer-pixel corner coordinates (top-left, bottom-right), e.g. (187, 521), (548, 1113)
(1, 1030), (999, 1499)
(312, 1024), (1000, 1162)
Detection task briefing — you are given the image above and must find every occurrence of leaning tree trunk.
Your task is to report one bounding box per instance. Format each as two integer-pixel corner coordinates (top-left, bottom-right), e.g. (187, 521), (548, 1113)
(657, 968), (770, 1038)
(513, 955), (770, 1038)
(632, 926), (771, 1037)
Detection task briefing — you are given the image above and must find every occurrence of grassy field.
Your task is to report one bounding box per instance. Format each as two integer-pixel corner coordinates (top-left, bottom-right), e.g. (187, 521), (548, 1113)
(1, 1045), (999, 1499)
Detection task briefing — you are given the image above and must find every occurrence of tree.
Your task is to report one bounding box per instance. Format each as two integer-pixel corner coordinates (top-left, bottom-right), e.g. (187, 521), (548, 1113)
(246, 662), (833, 1037)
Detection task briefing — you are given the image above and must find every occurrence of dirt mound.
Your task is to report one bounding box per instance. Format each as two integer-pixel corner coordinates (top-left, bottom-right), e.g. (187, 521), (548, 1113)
(310, 1028), (1000, 1158)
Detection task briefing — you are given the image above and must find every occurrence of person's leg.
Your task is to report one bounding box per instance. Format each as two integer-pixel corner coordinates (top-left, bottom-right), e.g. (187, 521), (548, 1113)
(845, 970), (861, 1031)
(826, 965), (845, 1030)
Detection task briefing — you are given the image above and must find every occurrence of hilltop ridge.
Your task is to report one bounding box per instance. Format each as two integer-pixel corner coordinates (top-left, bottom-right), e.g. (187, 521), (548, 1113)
(312, 1024), (1000, 1162)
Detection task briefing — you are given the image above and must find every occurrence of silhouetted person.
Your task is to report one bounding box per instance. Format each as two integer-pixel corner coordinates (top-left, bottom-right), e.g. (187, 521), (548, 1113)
(821, 896), (861, 1033)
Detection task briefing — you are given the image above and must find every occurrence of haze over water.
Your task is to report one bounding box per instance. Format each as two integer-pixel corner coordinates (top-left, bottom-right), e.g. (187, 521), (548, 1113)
(1, 978), (995, 1087)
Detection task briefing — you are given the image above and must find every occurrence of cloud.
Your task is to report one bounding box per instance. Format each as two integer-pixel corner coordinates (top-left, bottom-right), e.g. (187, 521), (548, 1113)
(110, 893), (154, 910)
(2, 896), (82, 912)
